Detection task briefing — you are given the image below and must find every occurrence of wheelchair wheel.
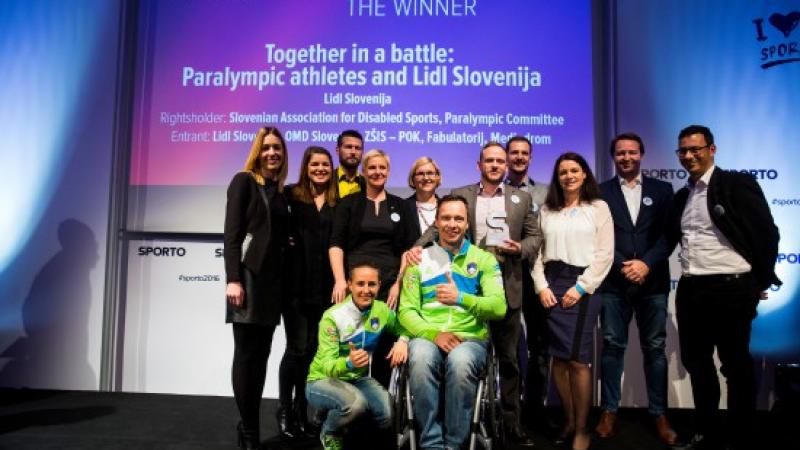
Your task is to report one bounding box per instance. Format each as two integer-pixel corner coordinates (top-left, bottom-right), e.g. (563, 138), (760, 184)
(484, 349), (504, 450)
(390, 364), (416, 450)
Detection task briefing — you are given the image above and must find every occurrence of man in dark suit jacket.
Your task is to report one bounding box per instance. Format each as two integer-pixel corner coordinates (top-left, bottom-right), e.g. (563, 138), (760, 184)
(667, 125), (780, 450)
(410, 142), (542, 446)
(595, 133), (677, 445)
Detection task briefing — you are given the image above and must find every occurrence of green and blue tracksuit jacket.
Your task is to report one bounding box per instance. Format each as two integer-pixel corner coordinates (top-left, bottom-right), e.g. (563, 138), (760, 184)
(398, 239), (507, 342)
(307, 296), (406, 382)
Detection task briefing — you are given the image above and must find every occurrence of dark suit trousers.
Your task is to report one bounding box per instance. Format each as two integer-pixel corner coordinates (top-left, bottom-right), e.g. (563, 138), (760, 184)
(676, 273), (758, 441)
(490, 306), (522, 430)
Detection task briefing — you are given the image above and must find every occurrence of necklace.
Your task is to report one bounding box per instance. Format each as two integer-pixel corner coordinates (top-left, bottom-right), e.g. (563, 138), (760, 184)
(417, 201), (437, 229)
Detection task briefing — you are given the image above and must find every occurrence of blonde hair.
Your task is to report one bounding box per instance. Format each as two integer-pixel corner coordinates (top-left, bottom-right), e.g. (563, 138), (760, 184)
(407, 156), (442, 189)
(242, 126), (288, 191)
(361, 149), (390, 172)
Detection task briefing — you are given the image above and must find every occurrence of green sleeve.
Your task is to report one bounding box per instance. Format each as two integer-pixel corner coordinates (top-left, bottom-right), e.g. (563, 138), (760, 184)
(459, 253), (507, 321)
(315, 314), (350, 378)
(385, 307), (410, 341)
(398, 265), (438, 341)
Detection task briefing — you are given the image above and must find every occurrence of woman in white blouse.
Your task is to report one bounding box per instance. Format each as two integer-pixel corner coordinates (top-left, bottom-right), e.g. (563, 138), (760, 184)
(404, 156), (441, 242)
(532, 152), (613, 450)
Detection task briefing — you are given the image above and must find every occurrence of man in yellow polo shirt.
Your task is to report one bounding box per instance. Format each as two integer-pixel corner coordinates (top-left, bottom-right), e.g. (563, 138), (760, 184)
(336, 130), (365, 197)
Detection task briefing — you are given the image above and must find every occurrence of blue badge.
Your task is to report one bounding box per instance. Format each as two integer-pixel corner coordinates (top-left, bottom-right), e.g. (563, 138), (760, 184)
(370, 317), (380, 330)
(467, 262), (478, 275)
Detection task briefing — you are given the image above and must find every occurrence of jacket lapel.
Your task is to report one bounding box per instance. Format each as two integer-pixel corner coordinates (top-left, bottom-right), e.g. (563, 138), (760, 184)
(610, 178), (635, 229)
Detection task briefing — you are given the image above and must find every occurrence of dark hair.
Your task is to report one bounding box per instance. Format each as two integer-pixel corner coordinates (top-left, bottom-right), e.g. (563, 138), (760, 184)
(678, 125), (714, 145)
(348, 263), (380, 281)
(336, 129), (364, 148)
(544, 152), (601, 210)
(505, 135), (532, 152)
(609, 132), (645, 156)
(479, 140), (505, 161)
(291, 146), (338, 207)
(436, 194), (469, 219)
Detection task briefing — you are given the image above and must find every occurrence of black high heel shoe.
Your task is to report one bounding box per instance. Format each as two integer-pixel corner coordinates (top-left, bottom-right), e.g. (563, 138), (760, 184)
(276, 406), (299, 439)
(237, 421), (260, 450)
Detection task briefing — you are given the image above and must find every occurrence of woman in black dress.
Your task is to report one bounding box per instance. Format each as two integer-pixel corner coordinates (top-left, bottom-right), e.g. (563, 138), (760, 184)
(223, 126), (290, 449)
(329, 149), (416, 307)
(277, 146), (338, 438)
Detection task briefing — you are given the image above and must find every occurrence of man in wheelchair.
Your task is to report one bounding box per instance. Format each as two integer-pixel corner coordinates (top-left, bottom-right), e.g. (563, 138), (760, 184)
(306, 264), (409, 450)
(399, 194), (507, 449)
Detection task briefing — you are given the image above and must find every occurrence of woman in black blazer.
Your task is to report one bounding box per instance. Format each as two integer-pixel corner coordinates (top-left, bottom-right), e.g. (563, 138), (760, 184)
(223, 126), (290, 449)
(404, 156), (442, 242)
(329, 149), (416, 309)
(277, 146), (339, 438)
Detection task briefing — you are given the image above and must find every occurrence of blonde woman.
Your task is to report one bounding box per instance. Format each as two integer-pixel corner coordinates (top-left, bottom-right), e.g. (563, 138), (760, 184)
(405, 156), (442, 241)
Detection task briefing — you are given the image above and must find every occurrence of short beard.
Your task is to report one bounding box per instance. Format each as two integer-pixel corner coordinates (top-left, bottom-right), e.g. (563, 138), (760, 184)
(340, 158), (359, 170)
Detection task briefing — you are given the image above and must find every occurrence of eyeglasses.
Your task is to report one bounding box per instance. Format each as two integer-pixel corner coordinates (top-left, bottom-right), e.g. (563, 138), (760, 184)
(414, 171), (439, 178)
(675, 145), (708, 156)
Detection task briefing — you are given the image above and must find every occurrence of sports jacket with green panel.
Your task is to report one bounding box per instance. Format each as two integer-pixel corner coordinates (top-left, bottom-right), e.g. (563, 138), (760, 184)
(307, 297), (407, 382)
(398, 239), (507, 342)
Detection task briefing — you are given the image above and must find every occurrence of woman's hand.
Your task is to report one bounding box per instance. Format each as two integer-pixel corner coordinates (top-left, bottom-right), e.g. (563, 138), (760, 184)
(562, 286), (582, 309)
(226, 282), (245, 308)
(539, 288), (557, 308)
(387, 339), (408, 367)
(387, 281), (400, 310)
(331, 279), (348, 303)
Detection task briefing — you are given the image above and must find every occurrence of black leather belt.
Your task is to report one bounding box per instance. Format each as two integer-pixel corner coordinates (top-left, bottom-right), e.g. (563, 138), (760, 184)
(682, 272), (750, 283)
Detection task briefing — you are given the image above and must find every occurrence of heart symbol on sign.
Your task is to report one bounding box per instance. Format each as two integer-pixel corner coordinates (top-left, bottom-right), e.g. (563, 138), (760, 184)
(769, 11), (800, 38)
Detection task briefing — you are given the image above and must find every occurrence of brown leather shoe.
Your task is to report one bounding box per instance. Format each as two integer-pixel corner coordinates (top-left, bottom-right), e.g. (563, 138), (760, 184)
(594, 410), (616, 438)
(654, 415), (678, 445)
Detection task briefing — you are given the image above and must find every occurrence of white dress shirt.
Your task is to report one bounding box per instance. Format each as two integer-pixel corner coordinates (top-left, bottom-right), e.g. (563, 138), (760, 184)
(532, 200), (614, 294)
(619, 173), (642, 224)
(474, 183), (506, 246)
(679, 166), (751, 275)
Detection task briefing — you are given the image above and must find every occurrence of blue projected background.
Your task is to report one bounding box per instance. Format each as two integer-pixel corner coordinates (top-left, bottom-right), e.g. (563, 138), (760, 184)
(615, 0), (800, 359)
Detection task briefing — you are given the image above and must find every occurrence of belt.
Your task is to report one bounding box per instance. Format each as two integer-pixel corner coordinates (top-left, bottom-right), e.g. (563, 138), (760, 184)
(681, 272), (750, 283)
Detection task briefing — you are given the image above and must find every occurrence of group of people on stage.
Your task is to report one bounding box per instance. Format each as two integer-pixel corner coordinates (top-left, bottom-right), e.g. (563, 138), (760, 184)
(223, 125), (780, 450)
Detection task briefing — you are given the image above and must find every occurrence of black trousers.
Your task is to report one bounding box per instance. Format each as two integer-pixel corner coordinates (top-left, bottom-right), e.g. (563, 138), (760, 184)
(490, 306), (523, 431)
(279, 299), (325, 411)
(232, 322), (277, 431)
(676, 273), (759, 442)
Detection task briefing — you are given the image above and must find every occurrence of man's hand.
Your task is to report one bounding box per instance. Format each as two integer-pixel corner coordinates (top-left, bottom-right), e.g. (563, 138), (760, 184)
(539, 287), (557, 308)
(348, 342), (370, 368)
(226, 282), (245, 308)
(621, 259), (649, 285)
(403, 246), (423, 267)
(498, 239), (522, 256)
(386, 339), (408, 367)
(433, 332), (462, 353)
(435, 272), (459, 305)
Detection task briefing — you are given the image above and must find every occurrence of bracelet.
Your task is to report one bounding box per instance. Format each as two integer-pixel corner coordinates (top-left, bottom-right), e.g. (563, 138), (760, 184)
(575, 283), (586, 296)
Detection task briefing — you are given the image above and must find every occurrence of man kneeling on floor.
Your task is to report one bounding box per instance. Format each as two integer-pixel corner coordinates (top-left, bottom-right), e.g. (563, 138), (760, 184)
(306, 263), (409, 450)
(399, 194), (507, 449)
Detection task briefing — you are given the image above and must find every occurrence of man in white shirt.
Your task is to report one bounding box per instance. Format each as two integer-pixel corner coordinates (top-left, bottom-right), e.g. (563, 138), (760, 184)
(596, 133), (677, 445)
(668, 125), (780, 450)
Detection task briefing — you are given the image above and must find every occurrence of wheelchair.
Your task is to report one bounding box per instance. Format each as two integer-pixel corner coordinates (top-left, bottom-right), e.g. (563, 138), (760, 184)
(390, 340), (505, 450)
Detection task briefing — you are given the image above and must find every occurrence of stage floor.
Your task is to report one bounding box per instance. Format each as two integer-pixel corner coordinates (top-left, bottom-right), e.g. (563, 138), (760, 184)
(0, 388), (785, 449)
